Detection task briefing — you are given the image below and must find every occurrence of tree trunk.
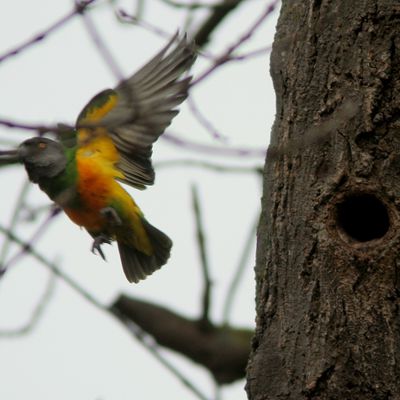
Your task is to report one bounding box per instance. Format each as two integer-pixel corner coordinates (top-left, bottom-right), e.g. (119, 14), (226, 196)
(247, 1), (400, 399)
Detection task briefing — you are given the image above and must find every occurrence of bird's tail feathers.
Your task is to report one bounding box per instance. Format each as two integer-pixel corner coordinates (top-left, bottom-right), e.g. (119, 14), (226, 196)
(118, 219), (172, 283)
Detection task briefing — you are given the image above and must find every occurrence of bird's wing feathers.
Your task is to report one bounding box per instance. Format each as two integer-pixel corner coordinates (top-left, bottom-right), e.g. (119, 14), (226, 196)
(75, 33), (196, 189)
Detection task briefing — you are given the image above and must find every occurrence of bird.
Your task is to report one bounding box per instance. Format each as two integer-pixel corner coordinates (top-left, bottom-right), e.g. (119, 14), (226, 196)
(0, 34), (197, 283)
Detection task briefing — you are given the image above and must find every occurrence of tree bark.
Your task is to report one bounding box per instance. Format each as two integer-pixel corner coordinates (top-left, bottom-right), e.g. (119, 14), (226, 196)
(247, 1), (400, 399)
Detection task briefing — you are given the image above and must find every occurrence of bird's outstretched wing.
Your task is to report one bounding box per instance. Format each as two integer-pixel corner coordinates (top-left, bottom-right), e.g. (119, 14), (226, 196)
(76, 33), (196, 189)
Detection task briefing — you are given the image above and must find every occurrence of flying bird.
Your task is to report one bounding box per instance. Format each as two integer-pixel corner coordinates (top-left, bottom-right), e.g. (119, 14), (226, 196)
(0, 34), (197, 283)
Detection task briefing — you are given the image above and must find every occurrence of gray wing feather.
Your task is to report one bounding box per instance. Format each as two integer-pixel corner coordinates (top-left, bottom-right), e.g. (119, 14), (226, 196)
(101, 33), (197, 189)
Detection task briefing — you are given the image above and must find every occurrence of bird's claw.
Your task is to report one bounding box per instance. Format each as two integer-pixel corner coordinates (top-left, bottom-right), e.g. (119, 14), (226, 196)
(91, 234), (111, 261)
(100, 207), (122, 226)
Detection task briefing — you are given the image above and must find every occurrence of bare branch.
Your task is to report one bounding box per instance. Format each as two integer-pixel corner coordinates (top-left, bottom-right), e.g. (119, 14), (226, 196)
(0, 179), (30, 268)
(187, 96), (228, 142)
(194, 0), (245, 47)
(0, 271), (57, 337)
(160, 0), (245, 10)
(191, 184), (212, 326)
(192, 0), (279, 86)
(0, 223), (107, 310)
(113, 295), (253, 384)
(80, 6), (125, 81)
(117, 9), (173, 39)
(0, 118), (67, 134)
(155, 159), (263, 174)
(163, 131), (266, 158)
(0, 0), (96, 64)
(0, 207), (61, 275)
(114, 315), (210, 400)
(231, 44), (272, 61)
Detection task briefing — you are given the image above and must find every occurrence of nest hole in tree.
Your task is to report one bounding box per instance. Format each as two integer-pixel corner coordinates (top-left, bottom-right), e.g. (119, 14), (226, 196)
(335, 193), (390, 242)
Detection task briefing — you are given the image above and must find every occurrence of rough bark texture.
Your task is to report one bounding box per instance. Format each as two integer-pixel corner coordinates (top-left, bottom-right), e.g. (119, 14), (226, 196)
(247, 1), (400, 399)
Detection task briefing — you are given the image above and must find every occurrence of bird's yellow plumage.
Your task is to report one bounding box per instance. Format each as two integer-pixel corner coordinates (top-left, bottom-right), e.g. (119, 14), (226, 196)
(64, 147), (153, 255)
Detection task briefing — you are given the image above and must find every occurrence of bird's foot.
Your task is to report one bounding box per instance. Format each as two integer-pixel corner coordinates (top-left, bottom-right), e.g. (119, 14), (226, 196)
(100, 207), (122, 226)
(91, 234), (111, 261)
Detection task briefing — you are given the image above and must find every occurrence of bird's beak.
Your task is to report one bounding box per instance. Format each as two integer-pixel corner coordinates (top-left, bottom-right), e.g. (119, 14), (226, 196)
(0, 149), (20, 166)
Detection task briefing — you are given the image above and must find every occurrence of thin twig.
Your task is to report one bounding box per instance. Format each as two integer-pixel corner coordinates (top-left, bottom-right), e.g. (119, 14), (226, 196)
(133, 0), (145, 18)
(117, 10), (217, 62)
(187, 96), (228, 142)
(232, 44), (272, 60)
(192, 0), (279, 86)
(115, 317), (210, 400)
(159, 0), (243, 9)
(0, 118), (67, 134)
(0, 138), (21, 147)
(80, 6), (125, 81)
(0, 179), (30, 269)
(163, 131), (266, 158)
(20, 204), (54, 223)
(222, 212), (259, 325)
(117, 9), (173, 39)
(0, 271), (57, 337)
(0, 223), (106, 309)
(191, 184), (212, 326)
(194, 0), (244, 47)
(0, 207), (61, 275)
(183, 0), (197, 32)
(0, 0), (96, 64)
(155, 159), (263, 174)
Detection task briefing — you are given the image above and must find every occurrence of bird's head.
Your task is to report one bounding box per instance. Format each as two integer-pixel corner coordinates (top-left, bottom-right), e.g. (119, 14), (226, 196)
(0, 137), (67, 183)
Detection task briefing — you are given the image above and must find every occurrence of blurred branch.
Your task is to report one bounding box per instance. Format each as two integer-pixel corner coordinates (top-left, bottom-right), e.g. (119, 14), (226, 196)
(194, 0), (244, 47)
(0, 179), (30, 268)
(0, 207), (61, 276)
(0, 138), (22, 147)
(192, 0), (279, 86)
(0, 223), (106, 309)
(187, 96), (228, 142)
(115, 315), (210, 400)
(112, 295), (253, 384)
(160, 0), (244, 10)
(80, 7), (125, 81)
(155, 159), (263, 174)
(191, 185), (212, 327)
(0, 0), (96, 64)
(183, 0), (197, 32)
(117, 8), (271, 63)
(222, 212), (259, 325)
(232, 44), (272, 60)
(0, 118), (66, 134)
(117, 9), (172, 39)
(163, 131), (266, 158)
(133, 0), (145, 18)
(20, 204), (55, 223)
(0, 271), (57, 338)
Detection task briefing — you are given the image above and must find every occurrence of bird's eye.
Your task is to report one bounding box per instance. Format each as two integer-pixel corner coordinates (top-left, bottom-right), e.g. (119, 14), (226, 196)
(38, 142), (47, 149)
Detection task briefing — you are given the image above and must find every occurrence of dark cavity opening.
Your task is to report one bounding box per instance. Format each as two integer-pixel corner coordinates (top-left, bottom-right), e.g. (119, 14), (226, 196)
(336, 193), (390, 242)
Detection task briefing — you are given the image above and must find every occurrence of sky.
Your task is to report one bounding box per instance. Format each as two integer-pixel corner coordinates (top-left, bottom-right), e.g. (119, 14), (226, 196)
(0, 1), (279, 399)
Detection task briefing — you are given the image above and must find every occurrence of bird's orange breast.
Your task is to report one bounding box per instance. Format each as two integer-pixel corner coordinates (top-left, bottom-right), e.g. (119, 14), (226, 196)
(63, 145), (152, 255)
(64, 147), (120, 233)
